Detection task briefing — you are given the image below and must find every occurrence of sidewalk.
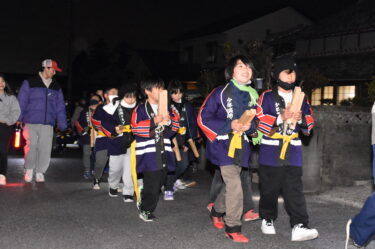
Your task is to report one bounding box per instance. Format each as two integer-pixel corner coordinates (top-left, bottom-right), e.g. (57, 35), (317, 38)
(312, 181), (373, 209)
(252, 170), (373, 209)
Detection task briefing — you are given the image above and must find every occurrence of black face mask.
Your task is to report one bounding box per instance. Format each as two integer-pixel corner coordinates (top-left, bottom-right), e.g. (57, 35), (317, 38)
(89, 99), (99, 105)
(277, 79), (296, 91)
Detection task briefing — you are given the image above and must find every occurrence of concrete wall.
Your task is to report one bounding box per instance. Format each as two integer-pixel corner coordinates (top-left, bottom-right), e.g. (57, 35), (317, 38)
(302, 106), (372, 193)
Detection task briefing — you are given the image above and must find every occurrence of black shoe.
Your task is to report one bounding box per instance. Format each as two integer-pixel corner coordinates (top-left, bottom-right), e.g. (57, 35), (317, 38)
(139, 210), (154, 222)
(123, 195), (134, 203)
(92, 179), (100, 190)
(149, 212), (156, 219)
(108, 188), (119, 197)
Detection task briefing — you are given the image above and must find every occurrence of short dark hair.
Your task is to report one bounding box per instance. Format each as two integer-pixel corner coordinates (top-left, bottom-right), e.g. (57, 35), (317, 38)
(168, 80), (184, 95)
(140, 78), (164, 97)
(224, 55), (255, 81)
(104, 86), (118, 94)
(90, 94), (102, 100)
(118, 82), (138, 99)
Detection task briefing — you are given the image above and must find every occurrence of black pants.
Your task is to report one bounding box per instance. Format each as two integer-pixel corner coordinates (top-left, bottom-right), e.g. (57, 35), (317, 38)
(140, 169), (167, 213)
(0, 123), (11, 175)
(259, 165), (309, 227)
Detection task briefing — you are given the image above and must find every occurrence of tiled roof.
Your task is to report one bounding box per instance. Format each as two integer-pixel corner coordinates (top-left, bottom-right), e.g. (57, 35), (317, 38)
(297, 0), (375, 39)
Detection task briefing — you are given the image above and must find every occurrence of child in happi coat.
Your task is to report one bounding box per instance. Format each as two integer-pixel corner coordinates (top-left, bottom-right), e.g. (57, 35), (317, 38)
(100, 83), (137, 202)
(91, 87), (118, 190)
(75, 94), (102, 179)
(168, 80), (199, 191)
(198, 55), (258, 243)
(256, 54), (318, 241)
(131, 78), (180, 221)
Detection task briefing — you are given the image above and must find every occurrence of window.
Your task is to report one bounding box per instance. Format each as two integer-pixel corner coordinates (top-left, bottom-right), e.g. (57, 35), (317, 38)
(337, 85), (355, 103)
(205, 42), (218, 63)
(323, 86), (334, 99)
(311, 88), (321, 106)
(319, 86), (335, 105)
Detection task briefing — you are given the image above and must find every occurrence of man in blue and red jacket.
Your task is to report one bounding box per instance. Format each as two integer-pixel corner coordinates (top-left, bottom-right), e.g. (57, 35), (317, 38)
(17, 59), (67, 183)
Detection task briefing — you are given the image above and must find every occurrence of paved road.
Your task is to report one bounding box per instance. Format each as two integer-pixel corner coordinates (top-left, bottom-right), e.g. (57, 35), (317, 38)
(0, 149), (372, 249)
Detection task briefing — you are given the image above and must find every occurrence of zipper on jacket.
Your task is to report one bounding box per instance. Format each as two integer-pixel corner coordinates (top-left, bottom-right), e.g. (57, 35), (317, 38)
(44, 88), (48, 124)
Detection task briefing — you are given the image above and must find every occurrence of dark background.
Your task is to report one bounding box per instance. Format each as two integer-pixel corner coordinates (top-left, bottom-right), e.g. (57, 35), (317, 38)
(0, 0), (356, 71)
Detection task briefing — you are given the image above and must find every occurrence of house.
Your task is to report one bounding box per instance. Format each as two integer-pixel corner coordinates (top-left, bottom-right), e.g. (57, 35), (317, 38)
(267, 0), (375, 106)
(173, 6), (312, 81)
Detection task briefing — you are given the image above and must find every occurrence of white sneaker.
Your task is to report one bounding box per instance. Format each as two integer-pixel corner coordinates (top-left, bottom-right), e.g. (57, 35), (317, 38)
(174, 179), (187, 190)
(92, 179), (100, 190)
(0, 174), (6, 185)
(345, 219), (361, 249)
(261, 219), (276, 235)
(164, 191), (174, 201)
(345, 219), (352, 249)
(35, 172), (45, 182)
(24, 169), (34, 182)
(291, 223), (319, 241)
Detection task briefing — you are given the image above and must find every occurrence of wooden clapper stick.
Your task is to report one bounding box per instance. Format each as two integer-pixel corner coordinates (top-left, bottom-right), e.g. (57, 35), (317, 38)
(158, 90), (181, 161)
(238, 109), (257, 127)
(286, 86), (305, 130)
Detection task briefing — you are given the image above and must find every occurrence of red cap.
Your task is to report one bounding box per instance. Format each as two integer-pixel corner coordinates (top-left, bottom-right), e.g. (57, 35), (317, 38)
(42, 59), (62, 72)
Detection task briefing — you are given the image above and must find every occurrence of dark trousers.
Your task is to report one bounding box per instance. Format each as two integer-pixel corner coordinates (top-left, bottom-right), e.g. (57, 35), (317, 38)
(140, 169), (167, 213)
(0, 124), (11, 175)
(259, 165), (309, 227)
(164, 172), (175, 191)
(209, 167), (255, 213)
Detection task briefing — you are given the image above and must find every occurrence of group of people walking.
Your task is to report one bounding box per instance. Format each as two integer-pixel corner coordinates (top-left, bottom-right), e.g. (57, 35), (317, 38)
(0, 54), (322, 244)
(75, 77), (200, 221)
(198, 54), (318, 243)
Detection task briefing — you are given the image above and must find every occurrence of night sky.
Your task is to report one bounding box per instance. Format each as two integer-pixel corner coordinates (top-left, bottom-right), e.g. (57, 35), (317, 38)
(0, 0), (358, 74)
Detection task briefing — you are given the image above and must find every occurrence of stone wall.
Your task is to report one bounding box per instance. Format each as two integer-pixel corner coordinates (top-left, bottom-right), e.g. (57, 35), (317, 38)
(303, 106), (372, 193)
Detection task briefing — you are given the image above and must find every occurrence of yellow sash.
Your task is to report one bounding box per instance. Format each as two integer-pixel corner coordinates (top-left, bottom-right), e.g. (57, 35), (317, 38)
(130, 140), (139, 201)
(177, 127), (186, 135)
(270, 133), (299, 160)
(228, 132), (242, 158)
(121, 125), (132, 133)
(97, 131), (106, 137)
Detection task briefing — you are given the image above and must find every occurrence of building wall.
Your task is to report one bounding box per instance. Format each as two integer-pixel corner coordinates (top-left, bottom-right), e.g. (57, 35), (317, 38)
(303, 106), (372, 193)
(298, 52), (375, 80)
(178, 33), (226, 67)
(177, 7), (311, 71)
(296, 30), (375, 57)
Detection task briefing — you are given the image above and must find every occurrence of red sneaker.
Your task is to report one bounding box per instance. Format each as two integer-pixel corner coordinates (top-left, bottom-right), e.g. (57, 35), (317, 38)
(212, 216), (225, 229)
(207, 202), (214, 212)
(225, 232), (250, 243)
(243, 209), (260, 221)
